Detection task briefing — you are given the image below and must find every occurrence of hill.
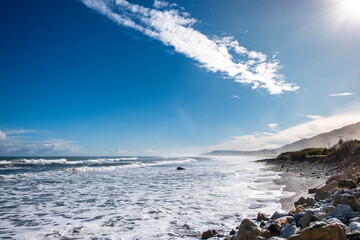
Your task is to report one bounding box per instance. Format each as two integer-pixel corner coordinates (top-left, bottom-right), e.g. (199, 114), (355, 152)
(205, 122), (360, 156)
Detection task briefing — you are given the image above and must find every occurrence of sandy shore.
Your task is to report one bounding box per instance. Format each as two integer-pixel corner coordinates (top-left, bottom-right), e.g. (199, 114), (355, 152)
(262, 159), (331, 211)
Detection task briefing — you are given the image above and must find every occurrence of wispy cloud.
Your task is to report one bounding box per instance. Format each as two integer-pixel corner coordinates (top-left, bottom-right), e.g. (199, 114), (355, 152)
(0, 130), (6, 140)
(267, 123), (278, 131)
(0, 137), (80, 156)
(232, 95), (240, 99)
(111, 148), (160, 156)
(329, 92), (354, 97)
(5, 129), (38, 135)
(216, 111), (360, 151)
(81, 0), (299, 94)
(153, 0), (168, 9)
(306, 114), (323, 119)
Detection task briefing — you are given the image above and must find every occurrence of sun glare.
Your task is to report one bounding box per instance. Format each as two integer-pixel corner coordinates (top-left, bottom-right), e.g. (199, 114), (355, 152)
(339, 0), (360, 21)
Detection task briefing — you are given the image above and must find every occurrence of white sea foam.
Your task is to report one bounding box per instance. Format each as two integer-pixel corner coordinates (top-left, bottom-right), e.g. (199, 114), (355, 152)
(0, 157), (139, 166)
(0, 158), (68, 165)
(66, 158), (197, 172)
(0, 156), (292, 239)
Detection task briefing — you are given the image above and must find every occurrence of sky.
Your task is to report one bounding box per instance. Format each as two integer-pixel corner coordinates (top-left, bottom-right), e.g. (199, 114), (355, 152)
(0, 0), (359, 156)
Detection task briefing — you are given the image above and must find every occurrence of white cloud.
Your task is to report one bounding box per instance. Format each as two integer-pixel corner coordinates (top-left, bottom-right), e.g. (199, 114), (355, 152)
(232, 95), (240, 98)
(0, 138), (80, 155)
(153, 0), (168, 9)
(5, 129), (38, 135)
(0, 130), (6, 140)
(111, 148), (160, 156)
(215, 110), (360, 151)
(81, 0), (299, 94)
(306, 114), (323, 119)
(329, 92), (354, 97)
(267, 123), (278, 130)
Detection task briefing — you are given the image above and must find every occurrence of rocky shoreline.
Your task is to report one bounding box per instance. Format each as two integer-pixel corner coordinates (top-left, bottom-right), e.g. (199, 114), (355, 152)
(201, 159), (360, 239)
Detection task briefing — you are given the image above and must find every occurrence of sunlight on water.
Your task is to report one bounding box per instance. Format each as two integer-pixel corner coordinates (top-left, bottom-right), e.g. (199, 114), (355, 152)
(0, 156), (292, 239)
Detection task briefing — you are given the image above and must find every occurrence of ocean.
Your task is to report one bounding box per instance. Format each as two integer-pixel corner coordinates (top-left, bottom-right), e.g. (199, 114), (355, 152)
(0, 156), (292, 239)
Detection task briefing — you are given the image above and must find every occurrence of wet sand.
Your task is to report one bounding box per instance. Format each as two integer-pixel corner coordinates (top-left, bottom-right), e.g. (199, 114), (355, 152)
(261, 159), (331, 211)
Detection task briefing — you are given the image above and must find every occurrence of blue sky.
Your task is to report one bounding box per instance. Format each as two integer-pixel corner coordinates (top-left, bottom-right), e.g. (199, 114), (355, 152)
(0, 0), (360, 156)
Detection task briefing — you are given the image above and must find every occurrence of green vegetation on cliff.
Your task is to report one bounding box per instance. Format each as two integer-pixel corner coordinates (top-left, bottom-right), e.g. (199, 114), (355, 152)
(275, 139), (360, 165)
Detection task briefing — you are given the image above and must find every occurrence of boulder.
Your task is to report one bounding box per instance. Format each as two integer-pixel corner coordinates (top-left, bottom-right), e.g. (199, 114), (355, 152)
(350, 222), (360, 232)
(177, 167), (185, 170)
(314, 212), (327, 220)
(293, 212), (306, 226)
(294, 197), (306, 207)
(327, 204), (354, 223)
(306, 197), (316, 207)
(332, 194), (360, 211)
(257, 212), (268, 221)
(288, 223), (346, 240)
(350, 217), (360, 223)
(234, 219), (271, 240)
(308, 188), (317, 194)
(267, 222), (282, 234)
(326, 175), (344, 184)
(271, 212), (290, 220)
(326, 218), (343, 224)
(321, 180), (338, 192)
(291, 205), (305, 214)
(338, 179), (357, 189)
(201, 229), (217, 239)
(322, 205), (335, 214)
(315, 189), (329, 201)
(281, 223), (295, 238)
(346, 233), (360, 240)
(286, 216), (294, 224)
(301, 212), (320, 228)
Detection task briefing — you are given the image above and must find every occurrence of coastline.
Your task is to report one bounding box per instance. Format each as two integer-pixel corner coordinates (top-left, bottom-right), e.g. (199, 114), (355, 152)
(264, 159), (330, 211)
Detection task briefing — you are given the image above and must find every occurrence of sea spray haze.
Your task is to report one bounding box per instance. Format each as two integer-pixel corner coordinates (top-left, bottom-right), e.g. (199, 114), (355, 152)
(0, 156), (292, 239)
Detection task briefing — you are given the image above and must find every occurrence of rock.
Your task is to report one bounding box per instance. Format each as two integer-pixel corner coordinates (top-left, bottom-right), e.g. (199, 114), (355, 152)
(234, 219), (271, 240)
(255, 237), (266, 240)
(288, 223), (346, 240)
(350, 217), (360, 223)
(305, 197), (316, 207)
(332, 194), (360, 211)
(291, 205), (305, 214)
(347, 233), (360, 240)
(229, 229), (237, 235)
(350, 222), (360, 232)
(322, 205), (335, 214)
(177, 167), (185, 170)
(271, 212), (290, 220)
(225, 236), (236, 240)
(326, 218), (343, 224)
(286, 216), (294, 224)
(308, 188), (317, 194)
(338, 179), (357, 189)
(267, 222), (282, 234)
(327, 204), (354, 223)
(315, 189), (329, 201)
(301, 212), (320, 228)
(326, 175), (344, 184)
(321, 180), (338, 192)
(314, 212), (327, 220)
(293, 212), (306, 226)
(294, 197), (306, 207)
(201, 229), (217, 239)
(281, 223), (295, 238)
(257, 212), (268, 221)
